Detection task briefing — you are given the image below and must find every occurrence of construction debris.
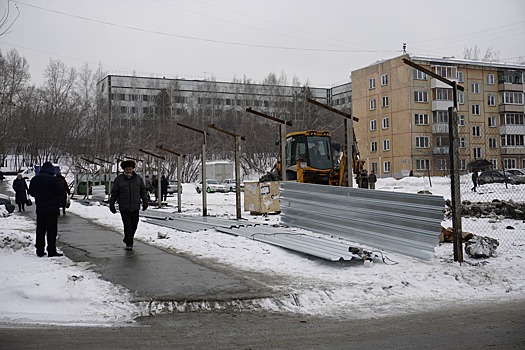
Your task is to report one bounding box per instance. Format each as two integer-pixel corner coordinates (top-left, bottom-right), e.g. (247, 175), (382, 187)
(464, 235), (499, 258)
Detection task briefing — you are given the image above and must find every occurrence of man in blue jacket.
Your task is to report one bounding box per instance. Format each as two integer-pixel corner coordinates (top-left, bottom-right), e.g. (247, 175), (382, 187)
(109, 160), (149, 250)
(28, 162), (65, 257)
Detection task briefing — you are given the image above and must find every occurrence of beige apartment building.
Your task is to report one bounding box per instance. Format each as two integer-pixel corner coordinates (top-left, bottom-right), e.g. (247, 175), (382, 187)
(351, 54), (525, 178)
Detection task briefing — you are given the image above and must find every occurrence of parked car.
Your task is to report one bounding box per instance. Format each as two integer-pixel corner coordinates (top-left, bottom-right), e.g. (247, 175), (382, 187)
(478, 170), (520, 185)
(167, 180), (182, 194)
(195, 179), (229, 194)
(505, 169), (525, 183)
(0, 194), (15, 213)
(222, 178), (244, 192)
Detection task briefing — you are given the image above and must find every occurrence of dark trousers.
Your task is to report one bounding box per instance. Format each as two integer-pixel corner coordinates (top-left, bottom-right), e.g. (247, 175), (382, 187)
(36, 214), (58, 254)
(120, 210), (140, 246)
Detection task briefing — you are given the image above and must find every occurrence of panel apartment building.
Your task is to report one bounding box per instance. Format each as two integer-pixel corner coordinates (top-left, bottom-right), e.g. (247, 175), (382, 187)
(351, 54), (525, 178)
(97, 75), (352, 125)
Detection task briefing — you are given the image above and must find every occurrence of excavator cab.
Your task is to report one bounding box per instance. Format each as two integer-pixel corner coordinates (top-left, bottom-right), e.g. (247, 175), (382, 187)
(285, 131), (334, 184)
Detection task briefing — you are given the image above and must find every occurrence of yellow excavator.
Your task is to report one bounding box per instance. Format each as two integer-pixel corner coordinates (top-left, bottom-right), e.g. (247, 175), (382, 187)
(262, 130), (365, 186)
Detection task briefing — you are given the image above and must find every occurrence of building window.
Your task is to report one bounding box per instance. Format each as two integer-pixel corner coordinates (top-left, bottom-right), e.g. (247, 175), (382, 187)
(143, 95), (149, 102)
(437, 159), (448, 171)
(371, 141), (377, 152)
(434, 66), (457, 79)
(472, 104), (480, 115)
(383, 161), (391, 173)
(488, 95), (496, 106)
(487, 73), (495, 85)
(119, 94), (125, 101)
(472, 125), (481, 137)
(370, 119), (377, 131)
(414, 113), (429, 125)
(460, 159), (466, 170)
(490, 159), (498, 169)
(142, 106), (150, 114)
(436, 136), (449, 147)
(457, 71), (464, 82)
(416, 159), (430, 170)
(435, 88), (451, 100)
(433, 110), (449, 123)
(381, 74), (388, 86)
(488, 116), (497, 127)
(504, 113), (524, 125)
(413, 69), (427, 80)
(473, 147), (482, 159)
(382, 117), (389, 129)
(120, 106), (126, 113)
(414, 91), (428, 102)
(369, 78), (376, 89)
(415, 136), (429, 148)
(382, 96), (389, 107)
(489, 138), (497, 148)
(383, 139), (390, 151)
(504, 159), (517, 169)
(459, 115), (466, 126)
(459, 137), (466, 148)
(471, 82), (480, 94)
(457, 92), (464, 104)
(502, 92), (524, 105)
(501, 134), (525, 146)
(370, 99), (376, 110)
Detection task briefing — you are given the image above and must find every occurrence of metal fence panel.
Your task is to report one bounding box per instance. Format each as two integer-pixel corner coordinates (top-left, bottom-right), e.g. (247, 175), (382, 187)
(280, 182), (445, 260)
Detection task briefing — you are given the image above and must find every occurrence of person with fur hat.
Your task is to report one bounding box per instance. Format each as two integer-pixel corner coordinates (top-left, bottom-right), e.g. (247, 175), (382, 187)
(28, 162), (65, 257)
(108, 160), (149, 250)
(13, 173), (29, 212)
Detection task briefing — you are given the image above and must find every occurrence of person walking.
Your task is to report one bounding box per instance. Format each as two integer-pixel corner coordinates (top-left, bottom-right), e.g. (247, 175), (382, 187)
(13, 174), (29, 212)
(56, 173), (70, 215)
(28, 162), (65, 257)
(361, 170), (369, 189)
(368, 170), (377, 190)
(108, 160), (149, 251)
(160, 175), (169, 202)
(471, 171), (479, 192)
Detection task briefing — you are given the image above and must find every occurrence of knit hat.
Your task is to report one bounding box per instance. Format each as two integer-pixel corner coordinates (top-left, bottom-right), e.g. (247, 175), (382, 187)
(120, 160), (136, 169)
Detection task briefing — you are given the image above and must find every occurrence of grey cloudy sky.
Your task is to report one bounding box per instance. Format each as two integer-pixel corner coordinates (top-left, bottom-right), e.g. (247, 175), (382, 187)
(1, 0), (524, 87)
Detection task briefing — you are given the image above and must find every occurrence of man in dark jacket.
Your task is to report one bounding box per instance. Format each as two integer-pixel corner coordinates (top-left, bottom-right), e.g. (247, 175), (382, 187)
(160, 175), (169, 202)
(108, 160), (149, 250)
(368, 170), (377, 190)
(28, 162), (65, 257)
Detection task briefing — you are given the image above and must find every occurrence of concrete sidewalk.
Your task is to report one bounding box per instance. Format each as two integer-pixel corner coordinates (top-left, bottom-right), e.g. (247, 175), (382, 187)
(2, 183), (266, 303)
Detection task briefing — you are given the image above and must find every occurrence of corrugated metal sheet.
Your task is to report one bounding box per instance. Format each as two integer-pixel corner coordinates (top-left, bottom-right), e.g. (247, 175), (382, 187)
(215, 226), (361, 261)
(280, 182), (445, 260)
(143, 213), (255, 233)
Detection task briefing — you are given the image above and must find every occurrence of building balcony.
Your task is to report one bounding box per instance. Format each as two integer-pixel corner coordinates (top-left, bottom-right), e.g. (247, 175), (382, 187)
(431, 78), (457, 89)
(500, 146), (525, 155)
(432, 100), (453, 111)
(498, 82), (523, 92)
(432, 123), (448, 134)
(433, 146), (449, 155)
(499, 104), (525, 113)
(499, 124), (525, 135)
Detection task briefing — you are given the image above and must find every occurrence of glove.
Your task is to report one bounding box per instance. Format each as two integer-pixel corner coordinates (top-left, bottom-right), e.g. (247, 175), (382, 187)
(109, 203), (117, 214)
(142, 202), (148, 211)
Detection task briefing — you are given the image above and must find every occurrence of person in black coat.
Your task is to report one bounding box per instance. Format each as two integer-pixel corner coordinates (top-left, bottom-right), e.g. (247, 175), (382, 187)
(56, 173), (70, 215)
(13, 174), (29, 212)
(28, 162), (65, 257)
(108, 160), (149, 250)
(160, 175), (169, 201)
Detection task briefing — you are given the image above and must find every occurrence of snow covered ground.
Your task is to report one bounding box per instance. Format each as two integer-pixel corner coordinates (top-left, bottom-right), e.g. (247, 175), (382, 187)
(0, 175), (524, 326)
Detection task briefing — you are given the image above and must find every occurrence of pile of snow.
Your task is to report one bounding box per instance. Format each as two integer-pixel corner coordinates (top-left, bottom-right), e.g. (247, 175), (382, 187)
(0, 175), (524, 326)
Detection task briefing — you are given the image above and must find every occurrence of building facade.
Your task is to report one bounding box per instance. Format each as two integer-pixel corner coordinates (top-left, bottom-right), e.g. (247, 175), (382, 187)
(97, 75), (352, 125)
(351, 54), (525, 178)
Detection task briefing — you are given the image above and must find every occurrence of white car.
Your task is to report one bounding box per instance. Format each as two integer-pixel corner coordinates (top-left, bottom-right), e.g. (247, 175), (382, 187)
(195, 179), (229, 194)
(222, 178), (244, 192)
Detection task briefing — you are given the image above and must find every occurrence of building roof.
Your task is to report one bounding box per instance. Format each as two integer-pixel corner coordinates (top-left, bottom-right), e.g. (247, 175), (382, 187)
(409, 54), (525, 70)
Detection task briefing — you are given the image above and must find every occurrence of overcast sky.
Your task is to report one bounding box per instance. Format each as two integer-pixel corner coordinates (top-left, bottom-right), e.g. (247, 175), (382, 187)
(1, 0), (524, 87)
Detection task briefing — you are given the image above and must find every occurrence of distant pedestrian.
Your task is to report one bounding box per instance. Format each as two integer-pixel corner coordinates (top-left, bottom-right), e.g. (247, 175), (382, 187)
(13, 174), (28, 212)
(368, 170), (377, 190)
(28, 162), (65, 257)
(471, 171), (479, 192)
(108, 160), (149, 251)
(355, 171), (362, 188)
(144, 175), (152, 194)
(160, 175), (169, 201)
(56, 173), (70, 215)
(361, 170), (369, 189)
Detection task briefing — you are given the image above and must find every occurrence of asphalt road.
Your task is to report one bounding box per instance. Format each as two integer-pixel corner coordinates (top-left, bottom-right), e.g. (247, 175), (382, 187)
(1, 300), (524, 349)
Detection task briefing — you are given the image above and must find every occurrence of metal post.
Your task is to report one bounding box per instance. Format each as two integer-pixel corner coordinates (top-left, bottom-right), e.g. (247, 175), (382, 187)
(345, 118), (353, 187)
(177, 155), (182, 213)
(450, 84), (463, 262)
(157, 158), (162, 208)
(280, 124), (287, 181)
(234, 136), (242, 219)
(202, 136), (207, 217)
